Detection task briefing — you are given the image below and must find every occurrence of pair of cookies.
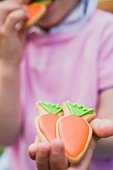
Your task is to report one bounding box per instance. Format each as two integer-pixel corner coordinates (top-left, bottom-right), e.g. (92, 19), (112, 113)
(35, 101), (96, 164)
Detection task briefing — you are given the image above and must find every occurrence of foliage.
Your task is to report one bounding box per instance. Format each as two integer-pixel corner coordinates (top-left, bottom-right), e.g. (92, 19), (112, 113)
(0, 146), (4, 155)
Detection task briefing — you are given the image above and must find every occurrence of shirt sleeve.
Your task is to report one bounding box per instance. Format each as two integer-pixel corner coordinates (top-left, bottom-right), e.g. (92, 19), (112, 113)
(98, 22), (113, 91)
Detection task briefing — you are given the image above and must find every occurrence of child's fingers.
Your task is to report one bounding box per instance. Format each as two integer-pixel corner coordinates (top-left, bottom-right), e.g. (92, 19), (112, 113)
(28, 135), (41, 160)
(36, 142), (50, 170)
(5, 0), (30, 5)
(21, 0), (31, 5)
(90, 118), (113, 138)
(0, 1), (26, 24)
(28, 143), (39, 160)
(50, 139), (68, 170)
(3, 8), (28, 32)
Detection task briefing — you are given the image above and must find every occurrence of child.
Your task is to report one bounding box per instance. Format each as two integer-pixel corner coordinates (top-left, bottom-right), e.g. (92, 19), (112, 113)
(0, 0), (113, 169)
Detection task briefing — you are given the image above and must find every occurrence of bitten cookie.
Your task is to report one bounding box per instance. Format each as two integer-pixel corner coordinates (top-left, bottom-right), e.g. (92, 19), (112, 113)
(56, 101), (96, 164)
(35, 101), (63, 143)
(23, 0), (51, 28)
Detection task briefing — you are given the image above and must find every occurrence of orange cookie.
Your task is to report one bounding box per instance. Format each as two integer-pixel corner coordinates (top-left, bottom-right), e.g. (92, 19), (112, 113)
(23, 0), (51, 28)
(56, 101), (96, 163)
(35, 101), (63, 143)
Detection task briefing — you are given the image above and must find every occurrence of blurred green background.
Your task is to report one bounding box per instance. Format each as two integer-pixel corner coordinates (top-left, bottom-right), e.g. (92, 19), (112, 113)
(0, 146), (4, 155)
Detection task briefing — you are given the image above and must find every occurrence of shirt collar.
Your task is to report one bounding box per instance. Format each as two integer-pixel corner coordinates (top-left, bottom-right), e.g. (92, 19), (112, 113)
(28, 0), (98, 35)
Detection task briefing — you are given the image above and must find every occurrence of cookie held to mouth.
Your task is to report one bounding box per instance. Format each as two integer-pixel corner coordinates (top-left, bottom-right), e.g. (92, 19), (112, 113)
(23, 0), (51, 28)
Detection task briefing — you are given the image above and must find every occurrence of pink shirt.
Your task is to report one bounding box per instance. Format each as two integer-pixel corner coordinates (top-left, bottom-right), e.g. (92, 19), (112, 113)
(7, 10), (113, 170)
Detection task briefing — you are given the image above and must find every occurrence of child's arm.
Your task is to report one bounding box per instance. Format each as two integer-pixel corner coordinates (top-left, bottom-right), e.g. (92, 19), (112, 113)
(0, 0), (28, 146)
(94, 88), (113, 157)
(0, 64), (22, 145)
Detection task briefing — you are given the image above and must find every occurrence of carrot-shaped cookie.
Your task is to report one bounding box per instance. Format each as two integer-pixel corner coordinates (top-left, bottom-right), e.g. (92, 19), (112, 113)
(23, 0), (51, 28)
(35, 101), (63, 143)
(56, 101), (96, 164)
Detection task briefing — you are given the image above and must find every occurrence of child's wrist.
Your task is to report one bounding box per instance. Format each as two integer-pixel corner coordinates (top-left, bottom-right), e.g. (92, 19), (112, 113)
(0, 61), (20, 75)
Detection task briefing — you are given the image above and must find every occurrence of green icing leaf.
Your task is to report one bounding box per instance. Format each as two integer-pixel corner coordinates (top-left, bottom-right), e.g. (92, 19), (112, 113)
(38, 101), (63, 114)
(66, 101), (94, 117)
(32, 0), (46, 4)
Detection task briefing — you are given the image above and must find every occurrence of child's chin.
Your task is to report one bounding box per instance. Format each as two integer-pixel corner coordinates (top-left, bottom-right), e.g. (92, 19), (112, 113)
(37, 18), (60, 29)
(37, 23), (53, 30)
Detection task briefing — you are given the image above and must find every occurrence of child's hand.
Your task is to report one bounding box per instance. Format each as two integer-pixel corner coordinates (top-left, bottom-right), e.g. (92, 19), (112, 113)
(29, 138), (96, 170)
(0, 0), (28, 66)
(28, 118), (113, 170)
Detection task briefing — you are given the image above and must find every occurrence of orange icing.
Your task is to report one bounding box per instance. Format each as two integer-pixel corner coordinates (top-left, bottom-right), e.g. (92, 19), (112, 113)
(38, 114), (59, 142)
(58, 115), (89, 157)
(27, 4), (43, 20)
